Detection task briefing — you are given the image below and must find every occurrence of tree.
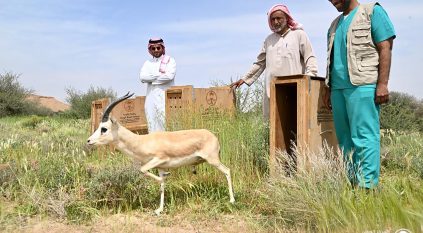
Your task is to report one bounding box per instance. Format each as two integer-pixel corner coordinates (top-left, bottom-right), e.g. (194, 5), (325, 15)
(380, 91), (423, 132)
(0, 72), (33, 117)
(65, 86), (117, 118)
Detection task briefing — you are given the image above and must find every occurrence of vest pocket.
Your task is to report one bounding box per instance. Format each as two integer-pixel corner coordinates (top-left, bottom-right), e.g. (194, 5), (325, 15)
(351, 24), (371, 45)
(356, 50), (379, 71)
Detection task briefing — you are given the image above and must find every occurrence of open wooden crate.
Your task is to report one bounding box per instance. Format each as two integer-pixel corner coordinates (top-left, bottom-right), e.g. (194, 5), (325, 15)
(270, 75), (338, 173)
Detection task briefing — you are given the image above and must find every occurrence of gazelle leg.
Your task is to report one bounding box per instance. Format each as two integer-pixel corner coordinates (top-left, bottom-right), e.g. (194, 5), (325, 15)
(154, 169), (167, 216)
(140, 157), (166, 182)
(214, 162), (235, 203)
(200, 150), (236, 203)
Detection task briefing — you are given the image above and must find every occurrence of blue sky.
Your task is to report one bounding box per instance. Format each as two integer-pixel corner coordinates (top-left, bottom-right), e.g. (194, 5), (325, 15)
(1, 0), (422, 102)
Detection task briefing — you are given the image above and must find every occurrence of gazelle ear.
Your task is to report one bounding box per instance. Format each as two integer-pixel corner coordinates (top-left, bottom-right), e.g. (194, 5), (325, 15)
(110, 117), (116, 124)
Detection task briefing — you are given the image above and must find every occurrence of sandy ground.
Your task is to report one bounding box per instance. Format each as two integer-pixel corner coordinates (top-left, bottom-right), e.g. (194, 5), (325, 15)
(2, 212), (260, 233)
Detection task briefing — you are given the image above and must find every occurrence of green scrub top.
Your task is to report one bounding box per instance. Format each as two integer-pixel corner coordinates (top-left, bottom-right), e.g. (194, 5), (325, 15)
(330, 5), (396, 90)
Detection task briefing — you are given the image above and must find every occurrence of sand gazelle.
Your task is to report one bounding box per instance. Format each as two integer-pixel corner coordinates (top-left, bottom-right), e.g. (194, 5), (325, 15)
(87, 92), (235, 215)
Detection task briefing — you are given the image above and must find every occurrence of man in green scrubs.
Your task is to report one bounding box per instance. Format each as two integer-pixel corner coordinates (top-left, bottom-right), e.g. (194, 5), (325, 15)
(324, 0), (396, 188)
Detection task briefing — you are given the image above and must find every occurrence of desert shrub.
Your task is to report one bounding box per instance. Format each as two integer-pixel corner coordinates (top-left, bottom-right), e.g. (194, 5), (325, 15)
(22, 100), (54, 116)
(64, 201), (98, 223)
(381, 130), (423, 178)
(86, 165), (157, 210)
(0, 72), (53, 117)
(20, 115), (44, 129)
(64, 86), (116, 119)
(0, 72), (31, 117)
(380, 92), (423, 132)
(34, 155), (85, 191)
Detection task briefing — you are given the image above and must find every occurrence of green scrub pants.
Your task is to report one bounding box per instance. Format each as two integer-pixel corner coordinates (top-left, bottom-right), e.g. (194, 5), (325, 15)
(331, 87), (380, 188)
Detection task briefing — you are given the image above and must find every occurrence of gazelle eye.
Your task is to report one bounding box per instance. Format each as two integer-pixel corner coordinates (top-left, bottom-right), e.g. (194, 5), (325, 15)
(101, 127), (108, 134)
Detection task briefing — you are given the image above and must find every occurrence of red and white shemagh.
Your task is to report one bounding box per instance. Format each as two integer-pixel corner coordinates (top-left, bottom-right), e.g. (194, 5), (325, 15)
(148, 37), (170, 73)
(267, 4), (303, 32)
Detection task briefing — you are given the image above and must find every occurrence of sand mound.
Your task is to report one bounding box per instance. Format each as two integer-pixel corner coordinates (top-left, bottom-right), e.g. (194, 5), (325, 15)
(26, 94), (70, 112)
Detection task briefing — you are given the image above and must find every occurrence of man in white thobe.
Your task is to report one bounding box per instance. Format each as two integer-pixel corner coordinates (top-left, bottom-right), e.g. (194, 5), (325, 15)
(140, 38), (176, 132)
(230, 4), (318, 119)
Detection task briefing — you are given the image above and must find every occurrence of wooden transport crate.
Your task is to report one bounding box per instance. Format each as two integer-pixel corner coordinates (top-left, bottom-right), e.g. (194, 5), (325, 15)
(90, 98), (109, 134)
(165, 85), (195, 116)
(270, 75), (338, 172)
(165, 85), (236, 120)
(90, 96), (148, 134)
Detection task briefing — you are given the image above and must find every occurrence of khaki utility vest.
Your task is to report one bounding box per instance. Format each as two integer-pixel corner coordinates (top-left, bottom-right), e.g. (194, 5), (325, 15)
(326, 2), (379, 87)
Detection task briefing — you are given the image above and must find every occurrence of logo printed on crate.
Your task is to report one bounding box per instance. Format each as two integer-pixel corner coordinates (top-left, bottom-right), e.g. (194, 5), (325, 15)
(123, 100), (135, 112)
(91, 96), (147, 134)
(206, 90), (217, 106)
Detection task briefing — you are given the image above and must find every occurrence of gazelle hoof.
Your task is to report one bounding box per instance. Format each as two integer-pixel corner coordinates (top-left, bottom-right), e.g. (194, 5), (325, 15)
(154, 208), (163, 216)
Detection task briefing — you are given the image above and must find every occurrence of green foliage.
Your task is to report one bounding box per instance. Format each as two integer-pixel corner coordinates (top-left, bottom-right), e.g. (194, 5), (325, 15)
(166, 110), (269, 179)
(64, 86), (116, 119)
(86, 165), (157, 211)
(0, 110), (422, 232)
(33, 153), (86, 191)
(20, 115), (44, 129)
(0, 72), (31, 117)
(0, 164), (14, 191)
(0, 72), (30, 117)
(0, 72), (53, 117)
(258, 148), (423, 232)
(381, 130), (423, 179)
(64, 201), (98, 223)
(22, 104), (53, 116)
(381, 91), (423, 132)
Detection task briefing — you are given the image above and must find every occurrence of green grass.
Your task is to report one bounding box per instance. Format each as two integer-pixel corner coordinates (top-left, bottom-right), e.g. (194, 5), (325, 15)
(260, 148), (423, 232)
(0, 115), (422, 232)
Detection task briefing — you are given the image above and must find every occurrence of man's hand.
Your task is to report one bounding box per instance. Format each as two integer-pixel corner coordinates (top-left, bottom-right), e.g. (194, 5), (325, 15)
(375, 83), (389, 104)
(230, 79), (245, 89)
(323, 86), (332, 110)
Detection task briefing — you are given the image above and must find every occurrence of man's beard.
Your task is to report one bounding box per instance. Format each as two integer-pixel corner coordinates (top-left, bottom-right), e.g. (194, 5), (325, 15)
(336, 0), (351, 13)
(274, 23), (287, 33)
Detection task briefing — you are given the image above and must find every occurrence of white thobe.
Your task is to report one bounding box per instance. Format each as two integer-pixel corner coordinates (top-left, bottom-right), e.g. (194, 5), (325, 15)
(242, 29), (318, 118)
(140, 55), (176, 132)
